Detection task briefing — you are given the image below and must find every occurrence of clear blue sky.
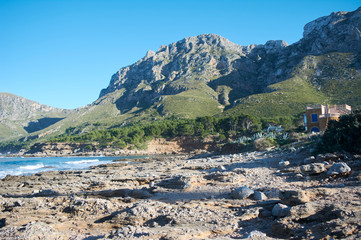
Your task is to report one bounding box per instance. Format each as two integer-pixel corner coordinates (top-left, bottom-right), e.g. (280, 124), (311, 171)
(0, 0), (359, 109)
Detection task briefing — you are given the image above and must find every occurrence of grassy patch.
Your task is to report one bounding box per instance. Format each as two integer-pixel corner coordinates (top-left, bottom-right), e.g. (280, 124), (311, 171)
(225, 76), (329, 118)
(161, 89), (222, 118)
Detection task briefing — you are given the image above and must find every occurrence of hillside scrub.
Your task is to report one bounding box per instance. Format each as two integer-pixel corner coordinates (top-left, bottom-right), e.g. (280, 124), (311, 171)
(48, 114), (300, 149)
(318, 111), (361, 153)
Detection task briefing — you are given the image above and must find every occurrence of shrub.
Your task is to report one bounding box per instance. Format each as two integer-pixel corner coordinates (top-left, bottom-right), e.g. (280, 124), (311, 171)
(253, 137), (275, 151)
(318, 111), (361, 153)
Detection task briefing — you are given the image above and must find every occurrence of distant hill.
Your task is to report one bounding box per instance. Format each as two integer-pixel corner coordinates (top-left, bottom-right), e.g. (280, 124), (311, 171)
(0, 93), (72, 141)
(1, 7), (361, 143)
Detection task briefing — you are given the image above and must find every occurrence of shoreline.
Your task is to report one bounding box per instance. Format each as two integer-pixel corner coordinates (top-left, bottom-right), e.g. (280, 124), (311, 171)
(0, 149), (360, 239)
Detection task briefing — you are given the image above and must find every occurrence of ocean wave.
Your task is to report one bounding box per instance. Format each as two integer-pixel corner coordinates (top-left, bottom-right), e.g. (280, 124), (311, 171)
(19, 163), (45, 170)
(65, 159), (99, 165)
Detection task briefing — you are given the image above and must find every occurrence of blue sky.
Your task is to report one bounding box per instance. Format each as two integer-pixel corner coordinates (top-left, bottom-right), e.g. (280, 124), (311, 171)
(0, 0), (359, 109)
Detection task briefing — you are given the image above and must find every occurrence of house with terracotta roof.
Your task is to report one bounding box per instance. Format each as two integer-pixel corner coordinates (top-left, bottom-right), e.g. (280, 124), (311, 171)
(304, 104), (352, 133)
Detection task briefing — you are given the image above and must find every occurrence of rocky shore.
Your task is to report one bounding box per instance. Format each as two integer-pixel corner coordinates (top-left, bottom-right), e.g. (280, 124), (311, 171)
(0, 148), (360, 239)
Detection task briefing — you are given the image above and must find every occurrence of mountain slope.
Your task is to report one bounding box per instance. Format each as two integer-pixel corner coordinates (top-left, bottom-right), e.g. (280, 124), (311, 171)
(0, 93), (72, 141)
(96, 7), (361, 120)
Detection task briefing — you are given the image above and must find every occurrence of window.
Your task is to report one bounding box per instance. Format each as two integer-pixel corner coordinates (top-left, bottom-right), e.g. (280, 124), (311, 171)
(310, 127), (319, 133)
(311, 113), (318, 122)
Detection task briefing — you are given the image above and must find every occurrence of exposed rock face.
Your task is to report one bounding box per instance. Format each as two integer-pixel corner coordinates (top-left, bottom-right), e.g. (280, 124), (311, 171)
(98, 8), (361, 116)
(301, 8), (361, 53)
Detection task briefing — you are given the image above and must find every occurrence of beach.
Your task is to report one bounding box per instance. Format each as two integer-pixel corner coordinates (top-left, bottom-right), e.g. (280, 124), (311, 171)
(0, 149), (360, 239)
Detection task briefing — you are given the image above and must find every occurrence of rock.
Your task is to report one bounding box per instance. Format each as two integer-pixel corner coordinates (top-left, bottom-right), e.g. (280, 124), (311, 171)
(253, 191), (268, 201)
(316, 153), (339, 162)
(279, 160), (290, 168)
(289, 147), (297, 152)
(272, 203), (290, 217)
(239, 207), (261, 221)
(0, 218), (6, 228)
(288, 202), (320, 220)
(323, 153), (339, 161)
(20, 222), (60, 239)
(32, 189), (59, 197)
(303, 156), (315, 164)
(204, 172), (245, 183)
(247, 230), (267, 238)
(279, 190), (313, 205)
(93, 188), (152, 199)
(230, 187), (254, 199)
(327, 162), (351, 176)
(271, 219), (300, 238)
(259, 208), (272, 218)
(157, 175), (195, 191)
(129, 189), (153, 199)
(300, 163), (326, 174)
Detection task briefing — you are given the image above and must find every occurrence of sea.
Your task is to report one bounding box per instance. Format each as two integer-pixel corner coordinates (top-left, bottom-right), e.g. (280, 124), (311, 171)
(0, 156), (133, 179)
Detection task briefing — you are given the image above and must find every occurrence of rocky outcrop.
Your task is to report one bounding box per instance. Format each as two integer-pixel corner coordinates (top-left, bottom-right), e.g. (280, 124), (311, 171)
(301, 8), (361, 54)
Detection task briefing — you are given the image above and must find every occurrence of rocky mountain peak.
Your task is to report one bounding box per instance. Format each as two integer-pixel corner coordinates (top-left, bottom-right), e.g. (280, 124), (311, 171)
(300, 8), (361, 54)
(144, 50), (156, 59)
(98, 7), (361, 116)
(99, 33), (248, 99)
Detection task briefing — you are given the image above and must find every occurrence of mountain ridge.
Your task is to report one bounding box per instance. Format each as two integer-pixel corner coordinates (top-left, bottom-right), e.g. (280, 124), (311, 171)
(1, 7), (361, 143)
(0, 92), (73, 141)
(97, 7), (360, 119)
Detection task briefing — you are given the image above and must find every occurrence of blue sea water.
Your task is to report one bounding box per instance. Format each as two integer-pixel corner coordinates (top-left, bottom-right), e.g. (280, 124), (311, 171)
(0, 156), (130, 179)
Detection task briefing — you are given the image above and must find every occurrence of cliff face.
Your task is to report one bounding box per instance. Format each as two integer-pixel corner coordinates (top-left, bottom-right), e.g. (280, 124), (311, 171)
(98, 7), (361, 117)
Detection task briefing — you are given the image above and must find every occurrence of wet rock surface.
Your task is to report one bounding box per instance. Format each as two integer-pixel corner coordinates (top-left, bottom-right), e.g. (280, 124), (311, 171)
(0, 150), (360, 239)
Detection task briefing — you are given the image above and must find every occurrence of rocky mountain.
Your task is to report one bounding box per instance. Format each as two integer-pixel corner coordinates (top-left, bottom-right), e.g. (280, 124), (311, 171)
(0, 93), (72, 141)
(1, 8), (361, 143)
(97, 7), (361, 119)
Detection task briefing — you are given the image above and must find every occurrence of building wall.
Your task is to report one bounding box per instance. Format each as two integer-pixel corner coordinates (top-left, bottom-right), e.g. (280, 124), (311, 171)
(305, 104), (351, 133)
(306, 108), (323, 132)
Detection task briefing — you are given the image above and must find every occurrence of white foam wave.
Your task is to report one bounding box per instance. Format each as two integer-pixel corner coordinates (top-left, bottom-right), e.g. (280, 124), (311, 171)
(19, 163), (45, 170)
(65, 159), (99, 165)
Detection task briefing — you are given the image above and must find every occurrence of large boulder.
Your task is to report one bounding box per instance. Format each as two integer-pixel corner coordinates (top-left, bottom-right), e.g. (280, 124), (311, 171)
(300, 163), (327, 175)
(230, 187), (254, 199)
(253, 191), (268, 201)
(327, 162), (351, 176)
(157, 175), (196, 191)
(272, 203), (290, 217)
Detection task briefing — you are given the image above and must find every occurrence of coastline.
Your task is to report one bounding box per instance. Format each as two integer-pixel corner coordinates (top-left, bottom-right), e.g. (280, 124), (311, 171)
(0, 137), (219, 158)
(0, 149), (360, 239)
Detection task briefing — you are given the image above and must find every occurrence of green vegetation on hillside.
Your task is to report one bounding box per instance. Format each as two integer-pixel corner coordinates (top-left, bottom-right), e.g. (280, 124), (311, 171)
(49, 114), (263, 148)
(161, 89), (222, 118)
(225, 76), (329, 118)
(318, 111), (361, 153)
